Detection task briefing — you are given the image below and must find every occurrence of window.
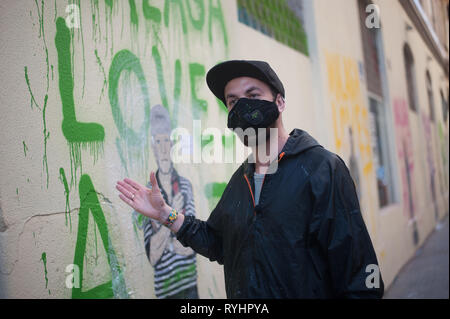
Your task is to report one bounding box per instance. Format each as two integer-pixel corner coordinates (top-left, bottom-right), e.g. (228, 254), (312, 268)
(237, 0), (309, 55)
(403, 44), (419, 112)
(368, 96), (391, 207)
(358, 0), (397, 207)
(426, 71), (435, 122)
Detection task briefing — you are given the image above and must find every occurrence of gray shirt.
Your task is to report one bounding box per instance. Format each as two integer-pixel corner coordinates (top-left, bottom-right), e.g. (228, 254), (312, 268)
(254, 173), (265, 206)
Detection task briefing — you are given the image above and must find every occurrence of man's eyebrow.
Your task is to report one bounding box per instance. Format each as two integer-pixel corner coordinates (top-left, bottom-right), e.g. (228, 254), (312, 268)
(225, 86), (263, 100)
(225, 93), (238, 100)
(245, 86), (262, 94)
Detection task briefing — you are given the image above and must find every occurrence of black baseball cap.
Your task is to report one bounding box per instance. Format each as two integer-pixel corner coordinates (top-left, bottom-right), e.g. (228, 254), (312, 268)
(206, 60), (285, 106)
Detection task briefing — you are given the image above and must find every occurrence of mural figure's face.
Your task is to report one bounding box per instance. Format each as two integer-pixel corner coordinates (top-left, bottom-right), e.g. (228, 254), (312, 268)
(152, 134), (172, 174)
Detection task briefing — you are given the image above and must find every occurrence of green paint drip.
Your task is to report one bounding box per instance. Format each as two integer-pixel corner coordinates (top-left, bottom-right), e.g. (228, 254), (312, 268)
(142, 0), (162, 23)
(152, 46), (168, 110)
(128, 0), (138, 28)
(186, 0), (205, 30)
(24, 66), (41, 110)
(59, 167), (72, 231)
(74, 0), (86, 98)
(94, 49), (108, 103)
(208, 0), (228, 48)
(90, 0), (101, 43)
(189, 63), (207, 119)
(40, 252), (49, 291)
(115, 138), (129, 176)
(42, 94), (50, 188)
(34, 0), (50, 92)
(23, 141), (29, 157)
(104, 0), (115, 58)
(172, 59), (182, 128)
(164, 0), (187, 34)
(55, 17), (105, 186)
(94, 221), (98, 265)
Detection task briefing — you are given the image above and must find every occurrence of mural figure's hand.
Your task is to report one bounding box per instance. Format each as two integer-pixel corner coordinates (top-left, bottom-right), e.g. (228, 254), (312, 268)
(116, 172), (170, 223)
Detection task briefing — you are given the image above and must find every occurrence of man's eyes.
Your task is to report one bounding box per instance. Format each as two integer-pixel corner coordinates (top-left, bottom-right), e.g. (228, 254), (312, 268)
(228, 94), (260, 107)
(228, 99), (237, 107)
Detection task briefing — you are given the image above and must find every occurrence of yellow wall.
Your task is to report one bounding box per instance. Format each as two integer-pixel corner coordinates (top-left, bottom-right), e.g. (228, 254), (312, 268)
(0, 0), (448, 298)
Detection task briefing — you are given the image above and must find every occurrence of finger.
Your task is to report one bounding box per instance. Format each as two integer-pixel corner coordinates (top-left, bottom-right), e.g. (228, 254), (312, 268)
(119, 194), (136, 209)
(150, 172), (161, 193)
(116, 183), (135, 200)
(123, 178), (145, 191)
(117, 180), (137, 195)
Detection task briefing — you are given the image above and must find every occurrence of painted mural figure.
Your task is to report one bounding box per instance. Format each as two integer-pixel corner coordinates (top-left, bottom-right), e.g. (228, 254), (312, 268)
(133, 105), (198, 299)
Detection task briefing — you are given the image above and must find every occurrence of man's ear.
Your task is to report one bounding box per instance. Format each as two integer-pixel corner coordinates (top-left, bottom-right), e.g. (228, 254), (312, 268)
(276, 94), (286, 113)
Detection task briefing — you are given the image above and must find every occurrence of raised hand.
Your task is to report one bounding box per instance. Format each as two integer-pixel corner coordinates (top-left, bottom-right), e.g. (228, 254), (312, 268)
(116, 172), (169, 222)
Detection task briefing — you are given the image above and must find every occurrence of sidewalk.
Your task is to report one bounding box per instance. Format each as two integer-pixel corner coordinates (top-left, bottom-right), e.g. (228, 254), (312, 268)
(384, 214), (449, 299)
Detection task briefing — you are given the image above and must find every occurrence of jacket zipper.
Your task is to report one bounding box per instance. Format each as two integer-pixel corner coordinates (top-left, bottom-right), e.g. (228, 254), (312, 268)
(244, 152), (286, 214)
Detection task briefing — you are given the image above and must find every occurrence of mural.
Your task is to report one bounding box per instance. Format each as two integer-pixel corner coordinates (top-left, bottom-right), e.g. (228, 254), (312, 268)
(393, 98), (419, 245)
(14, 0), (230, 298)
(2, 0), (448, 299)
(324, 51), (376, 231)
(133, 105), (198, 299)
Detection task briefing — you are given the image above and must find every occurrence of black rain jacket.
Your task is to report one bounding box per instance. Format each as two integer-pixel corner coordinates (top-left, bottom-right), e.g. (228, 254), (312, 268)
(176, 129), (384, 298)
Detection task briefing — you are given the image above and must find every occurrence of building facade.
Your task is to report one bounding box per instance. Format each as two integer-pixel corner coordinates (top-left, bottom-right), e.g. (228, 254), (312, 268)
(0, 0), (448, 298)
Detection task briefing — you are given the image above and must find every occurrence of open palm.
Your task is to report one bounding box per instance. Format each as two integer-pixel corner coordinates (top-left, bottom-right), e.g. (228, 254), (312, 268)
(116, 172), (167, 221)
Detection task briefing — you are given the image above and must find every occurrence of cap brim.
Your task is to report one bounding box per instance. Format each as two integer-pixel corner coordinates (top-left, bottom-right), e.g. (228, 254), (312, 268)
(206, 60), (274, 106)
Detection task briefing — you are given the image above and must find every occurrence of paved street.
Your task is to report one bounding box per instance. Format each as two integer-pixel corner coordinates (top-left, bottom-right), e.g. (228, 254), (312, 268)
(384, 214), (449, 299)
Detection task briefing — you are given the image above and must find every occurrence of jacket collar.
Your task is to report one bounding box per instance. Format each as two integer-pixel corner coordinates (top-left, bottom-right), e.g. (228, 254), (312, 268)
(243, 129), (322, 176)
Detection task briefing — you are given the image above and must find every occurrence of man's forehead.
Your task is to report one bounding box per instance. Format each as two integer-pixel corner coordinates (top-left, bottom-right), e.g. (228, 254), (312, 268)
(224, 76), (270, 96)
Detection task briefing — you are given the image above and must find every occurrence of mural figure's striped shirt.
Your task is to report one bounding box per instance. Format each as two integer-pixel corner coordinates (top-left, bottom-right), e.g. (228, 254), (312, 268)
(135, 172), (197, 299)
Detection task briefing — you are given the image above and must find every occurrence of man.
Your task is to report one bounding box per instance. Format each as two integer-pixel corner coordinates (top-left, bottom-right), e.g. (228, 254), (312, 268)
(117, 60), (384, 298)
(132, 105), (199, 299)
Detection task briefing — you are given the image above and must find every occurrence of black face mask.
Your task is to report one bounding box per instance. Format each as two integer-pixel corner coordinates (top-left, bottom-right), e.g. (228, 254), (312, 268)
(227, 97), (280, 131)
